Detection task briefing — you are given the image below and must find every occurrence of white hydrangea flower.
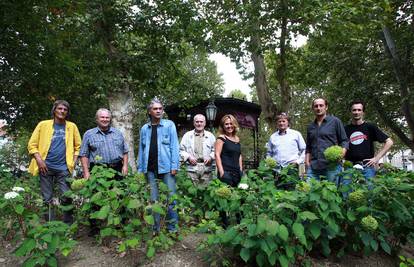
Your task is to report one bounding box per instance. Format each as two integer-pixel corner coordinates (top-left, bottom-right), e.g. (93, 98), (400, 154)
(353, 164), (364, 170)
(12, 186), (25, 192)
(4, 191), (19, 199)
(238, 183), (249, 190)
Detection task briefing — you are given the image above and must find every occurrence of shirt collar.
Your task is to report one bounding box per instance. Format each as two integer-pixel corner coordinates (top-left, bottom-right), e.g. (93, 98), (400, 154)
(277, 128), (289, 135)
(96, 126), (113, 134)
(146, 119), (165, 127)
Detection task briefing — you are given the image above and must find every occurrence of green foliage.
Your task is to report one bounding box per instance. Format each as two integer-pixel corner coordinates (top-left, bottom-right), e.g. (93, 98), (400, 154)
(14, 221), (76, 267)
(71, 165), (177, 257)
(200, 160), (414, 266)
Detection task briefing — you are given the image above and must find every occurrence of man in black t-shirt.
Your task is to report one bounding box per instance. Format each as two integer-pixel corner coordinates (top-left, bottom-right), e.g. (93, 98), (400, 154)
(345, 100), (393, 179)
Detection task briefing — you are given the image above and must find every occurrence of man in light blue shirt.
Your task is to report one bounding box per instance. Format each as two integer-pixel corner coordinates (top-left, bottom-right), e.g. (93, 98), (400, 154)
(137, 98), (179, 233)
(80, 108), (129, 180)
(266, 113), (306, 171)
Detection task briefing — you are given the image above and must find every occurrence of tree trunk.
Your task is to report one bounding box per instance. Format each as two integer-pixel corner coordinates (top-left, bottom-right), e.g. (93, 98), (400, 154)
(276, 0), (291, 113)
(381, 26), (414, 141)
(250, 34), (279, 129)
(108, 88), (136, 170)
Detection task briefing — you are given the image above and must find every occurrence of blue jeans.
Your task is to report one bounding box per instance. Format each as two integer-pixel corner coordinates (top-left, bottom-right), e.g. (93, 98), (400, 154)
(307, 164), (342, 185)
(146, 172), (178, 232)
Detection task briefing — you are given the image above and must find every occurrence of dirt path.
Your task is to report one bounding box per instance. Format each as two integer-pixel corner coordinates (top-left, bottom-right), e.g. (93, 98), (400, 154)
(0, 233), (408, 267)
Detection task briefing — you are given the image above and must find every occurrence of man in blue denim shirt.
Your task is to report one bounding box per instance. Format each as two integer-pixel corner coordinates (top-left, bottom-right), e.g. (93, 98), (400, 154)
(137, 98), (179, 233)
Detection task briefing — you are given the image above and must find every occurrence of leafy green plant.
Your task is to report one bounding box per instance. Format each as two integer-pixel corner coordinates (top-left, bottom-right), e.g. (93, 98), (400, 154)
(13, 221), (76, 267)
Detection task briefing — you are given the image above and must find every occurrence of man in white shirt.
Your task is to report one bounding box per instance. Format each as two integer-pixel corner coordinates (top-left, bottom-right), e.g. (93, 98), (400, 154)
(180, 114), (216, 187)
(266, 113), (306, 171)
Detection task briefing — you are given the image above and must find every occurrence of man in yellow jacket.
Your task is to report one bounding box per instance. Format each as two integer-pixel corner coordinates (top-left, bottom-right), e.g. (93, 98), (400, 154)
(28, 100), (81, 224)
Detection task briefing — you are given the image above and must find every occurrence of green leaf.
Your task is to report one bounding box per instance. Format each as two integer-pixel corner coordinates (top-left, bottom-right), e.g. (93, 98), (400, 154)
(279, 255), (289, 267)
(299, 211), (318, 221)
(292, 222), (307, 246)
(285, 245), (295, 258)
(247, 224), (257, 236)
(90, 192), (103, 203)
(243, 238), (257, 248)
(144, 215), (154, 225)
(46, 257), (58, 267)
(222, 228), (238, 243)
(118, 243), (126, 252)
(15, 204), (24, 215)
(370, 239), (378, 251)
(42, 233), (52, 243)
(152, 203), (166, 215)
(266, 220), (278, 236)
(256, 252), (265, 267)
(256, 215), (267, 234)
(131, 219), (141, 226)
(347, 210), (356, 222)
(126, 238), (140, 248)
(100, 228), (113, 237)
(93, 205), (110, 220)
(146, 246), (155, 258)
(14, 238), (36, 256)
(278, 224), (289, 241)
(380, 241), (391, 254)
(309, 223), (321, 239)
(22, 258), (37, 267)
(360, 232), (372, 247)
(240, 247), (250, 262)
(61, 248), (71, 257)
(127, 199), (140, 209)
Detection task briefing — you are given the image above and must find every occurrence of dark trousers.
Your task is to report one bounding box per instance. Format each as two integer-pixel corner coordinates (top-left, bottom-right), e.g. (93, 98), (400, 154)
(39, 168), (73, 224)
(218, 170), (242, 227)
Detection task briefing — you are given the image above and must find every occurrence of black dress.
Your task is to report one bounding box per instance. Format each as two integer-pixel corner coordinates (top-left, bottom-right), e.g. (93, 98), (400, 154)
(218, 136), (242, 187)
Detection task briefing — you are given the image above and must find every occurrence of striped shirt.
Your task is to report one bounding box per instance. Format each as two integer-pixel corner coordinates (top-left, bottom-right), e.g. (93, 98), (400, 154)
(80, 127), (129, 164)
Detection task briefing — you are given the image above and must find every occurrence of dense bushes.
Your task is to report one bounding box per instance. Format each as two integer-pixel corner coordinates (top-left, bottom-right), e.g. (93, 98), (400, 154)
(1, 162), (413, 266)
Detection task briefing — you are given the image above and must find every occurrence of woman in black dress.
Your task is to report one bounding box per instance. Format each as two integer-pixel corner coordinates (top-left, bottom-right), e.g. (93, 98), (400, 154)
(215, 114), (243, 226)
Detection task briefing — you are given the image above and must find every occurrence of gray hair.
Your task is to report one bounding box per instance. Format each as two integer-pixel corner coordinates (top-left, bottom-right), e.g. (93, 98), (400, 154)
(95, 108), (112, 119)
(147, 98), (163, 112)
(193, 114), (206, 122)
(51, 100), (70, 119)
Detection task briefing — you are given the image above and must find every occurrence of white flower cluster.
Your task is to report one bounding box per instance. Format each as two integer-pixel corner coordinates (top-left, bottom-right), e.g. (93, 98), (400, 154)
(3, 186), (25, 200)
(12, 186), (25, 192)
(4, 191), (19, 199)
(238, 183), (249, 190)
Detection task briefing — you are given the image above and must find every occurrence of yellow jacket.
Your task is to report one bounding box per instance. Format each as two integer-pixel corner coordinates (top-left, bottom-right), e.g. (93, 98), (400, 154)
(28, 120), (81, 176)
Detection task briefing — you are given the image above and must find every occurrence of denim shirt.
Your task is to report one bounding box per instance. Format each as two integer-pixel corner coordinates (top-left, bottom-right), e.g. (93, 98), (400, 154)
(137, 119), (179, 174)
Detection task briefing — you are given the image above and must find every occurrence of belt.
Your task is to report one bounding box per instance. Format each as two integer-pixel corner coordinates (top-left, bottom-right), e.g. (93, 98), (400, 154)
(352, 160), (368, 166)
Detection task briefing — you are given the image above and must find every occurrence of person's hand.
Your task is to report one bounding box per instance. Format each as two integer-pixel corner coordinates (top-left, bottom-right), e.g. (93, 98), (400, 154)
(188, 156), (197, 166)
(363, 158), (378, 167)
(171, 169), (177, 175)
(83, 171), (90, 179)
(122, 164), (128, 175)
(36, 158), (48, 175)
(218, 169), (224, 178)
(204, 157), (212, 166)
